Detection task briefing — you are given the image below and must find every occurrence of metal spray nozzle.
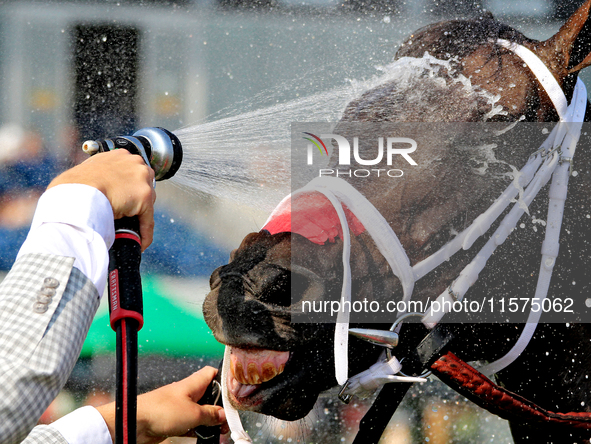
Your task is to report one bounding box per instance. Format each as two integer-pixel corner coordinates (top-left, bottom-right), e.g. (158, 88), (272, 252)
(82, 127), (183, 181)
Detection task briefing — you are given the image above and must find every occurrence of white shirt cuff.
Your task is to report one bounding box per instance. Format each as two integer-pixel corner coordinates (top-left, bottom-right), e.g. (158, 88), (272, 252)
(16, 184), (115, 297)
(51, 406), (112, 444)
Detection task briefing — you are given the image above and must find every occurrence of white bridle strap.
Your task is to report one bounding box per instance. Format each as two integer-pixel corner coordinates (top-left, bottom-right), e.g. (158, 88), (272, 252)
(299, 176), (414, 385)
(479, 78), (587, 376)
(300, 184), (352, 386)
(474, 39), (587, 375)
(496, 39), (569, 121)
(413, 146), (544, 282)
(301, 177), (415, 301)
(221, 346), (253, 443)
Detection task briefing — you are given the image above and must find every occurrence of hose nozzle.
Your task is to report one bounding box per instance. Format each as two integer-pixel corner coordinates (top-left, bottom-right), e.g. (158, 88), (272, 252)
(82, 127), (183, 181)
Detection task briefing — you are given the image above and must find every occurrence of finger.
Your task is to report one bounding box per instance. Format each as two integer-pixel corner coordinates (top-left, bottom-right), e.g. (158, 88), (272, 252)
(139, 202), (155, 252)
(137, 167), (155, 251)
(186, 367), (218, 402)
(182, 410), (228, 439)
(195, 405), (226, 428)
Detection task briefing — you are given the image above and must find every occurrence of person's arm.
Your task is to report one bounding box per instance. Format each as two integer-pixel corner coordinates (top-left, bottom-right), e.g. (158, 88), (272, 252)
(21, 367), (227, 444)
(16, 184), (114, 295)
(0, 257), (98, 444)
(0, 150), (155, 444)
(17, 149), (156, 295)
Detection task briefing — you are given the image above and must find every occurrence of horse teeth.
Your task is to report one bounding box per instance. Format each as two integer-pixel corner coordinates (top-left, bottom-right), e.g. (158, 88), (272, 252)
(262, 362), (278, 382)
(233, 361), (247, 384)
(229, 347), (290, 386)
(247, 363), (262, 384)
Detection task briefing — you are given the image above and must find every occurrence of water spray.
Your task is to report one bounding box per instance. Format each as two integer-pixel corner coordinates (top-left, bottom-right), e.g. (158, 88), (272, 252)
(83, 127), (183, 444)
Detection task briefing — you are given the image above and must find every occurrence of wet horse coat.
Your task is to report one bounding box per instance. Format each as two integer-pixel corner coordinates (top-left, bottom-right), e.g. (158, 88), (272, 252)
(204, 2), (591, 442)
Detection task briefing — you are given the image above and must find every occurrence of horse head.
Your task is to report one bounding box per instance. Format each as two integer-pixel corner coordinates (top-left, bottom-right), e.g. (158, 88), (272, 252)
(203, 0), (591, 430)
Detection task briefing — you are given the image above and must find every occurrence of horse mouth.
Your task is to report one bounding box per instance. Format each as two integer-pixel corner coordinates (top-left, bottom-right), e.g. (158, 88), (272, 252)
(227, 346), (291, 407)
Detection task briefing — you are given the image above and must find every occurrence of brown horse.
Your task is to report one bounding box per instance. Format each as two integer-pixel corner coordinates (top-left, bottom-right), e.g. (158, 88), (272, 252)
(204, 1), (591, 442)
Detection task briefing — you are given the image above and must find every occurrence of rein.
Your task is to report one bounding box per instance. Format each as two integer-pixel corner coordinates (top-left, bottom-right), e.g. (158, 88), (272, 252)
(220, 40), (589, 443)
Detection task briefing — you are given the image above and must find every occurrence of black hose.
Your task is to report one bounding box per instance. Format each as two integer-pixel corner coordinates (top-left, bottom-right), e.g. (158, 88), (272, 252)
(109, 216), (144, 444)
(115, 318), (140, 444)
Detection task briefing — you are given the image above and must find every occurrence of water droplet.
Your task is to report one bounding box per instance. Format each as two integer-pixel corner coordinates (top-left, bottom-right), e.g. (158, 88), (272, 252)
(383, 16), (391, 23)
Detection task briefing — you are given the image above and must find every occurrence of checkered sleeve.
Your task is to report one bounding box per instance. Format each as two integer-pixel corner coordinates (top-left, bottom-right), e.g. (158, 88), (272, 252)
(20, 426), (68, 444)
(0, 253), (101, 444)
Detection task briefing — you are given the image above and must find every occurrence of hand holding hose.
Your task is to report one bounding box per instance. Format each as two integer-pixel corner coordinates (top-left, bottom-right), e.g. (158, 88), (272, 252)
(48, 150), (156, 251)
(96, 366), (229, 444)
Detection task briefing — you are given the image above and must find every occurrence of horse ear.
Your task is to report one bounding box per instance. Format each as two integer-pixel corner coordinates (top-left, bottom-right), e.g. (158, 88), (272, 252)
(540, 0), (591, 75)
